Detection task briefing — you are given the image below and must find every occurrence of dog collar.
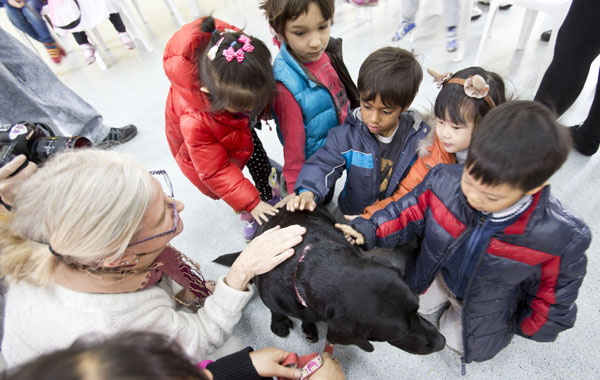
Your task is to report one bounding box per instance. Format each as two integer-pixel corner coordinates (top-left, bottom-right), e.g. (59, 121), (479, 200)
(293, 245), (310, 307)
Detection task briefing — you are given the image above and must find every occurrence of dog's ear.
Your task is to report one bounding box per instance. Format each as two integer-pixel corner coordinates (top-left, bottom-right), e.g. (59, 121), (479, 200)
(355, 339), (375, 352)
(326, 319), (375, 352)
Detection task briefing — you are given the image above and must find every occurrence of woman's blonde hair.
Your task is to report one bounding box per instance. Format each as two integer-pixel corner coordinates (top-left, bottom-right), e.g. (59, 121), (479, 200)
(0, 149), (154, 286)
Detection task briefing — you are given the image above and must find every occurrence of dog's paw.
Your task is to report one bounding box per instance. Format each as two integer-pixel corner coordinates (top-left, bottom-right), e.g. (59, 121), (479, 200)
(271, 316), (294, 337)
(302, 322), (319, 343)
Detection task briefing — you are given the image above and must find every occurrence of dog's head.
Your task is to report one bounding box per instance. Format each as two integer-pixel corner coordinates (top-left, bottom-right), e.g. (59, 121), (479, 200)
(325, 261), (446, 355)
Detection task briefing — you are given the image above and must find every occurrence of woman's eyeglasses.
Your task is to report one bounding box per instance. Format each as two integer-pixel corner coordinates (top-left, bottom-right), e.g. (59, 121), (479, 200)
(128, 170), (178, 246)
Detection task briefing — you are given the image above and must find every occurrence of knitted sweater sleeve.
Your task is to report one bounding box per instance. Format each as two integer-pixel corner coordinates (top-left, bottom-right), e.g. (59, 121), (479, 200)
(144, 276), (254, 362)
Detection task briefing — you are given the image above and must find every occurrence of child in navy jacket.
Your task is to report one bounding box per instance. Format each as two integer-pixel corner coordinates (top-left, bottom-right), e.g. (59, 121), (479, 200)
(338, 101), (590, 363)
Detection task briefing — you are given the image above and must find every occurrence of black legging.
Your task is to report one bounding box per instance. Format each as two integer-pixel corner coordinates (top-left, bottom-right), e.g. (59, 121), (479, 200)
(246, 126), (274, 202)
(72, 13), (127, 45)
(534, 0), (600, 139)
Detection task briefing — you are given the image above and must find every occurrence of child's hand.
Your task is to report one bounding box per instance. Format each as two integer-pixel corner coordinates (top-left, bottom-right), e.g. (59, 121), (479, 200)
(344, 214), (359, 221)
(335, 223), (365, 245)
(250, 200), (279, 225)
(311, 352), (345, 380)
(274, 193), (296, 209)
(287, 191), (316, 212)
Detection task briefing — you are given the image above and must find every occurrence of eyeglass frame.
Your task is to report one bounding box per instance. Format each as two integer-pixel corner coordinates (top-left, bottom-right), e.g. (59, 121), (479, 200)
(128, 170), (178, 247)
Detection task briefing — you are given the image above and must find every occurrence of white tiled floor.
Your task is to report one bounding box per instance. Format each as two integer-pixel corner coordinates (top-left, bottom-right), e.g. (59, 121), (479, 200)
(2, 0), (599, 378)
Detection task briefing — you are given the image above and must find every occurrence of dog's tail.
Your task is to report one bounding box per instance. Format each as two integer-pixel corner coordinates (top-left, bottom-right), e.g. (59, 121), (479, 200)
(213, 251), (241, 267)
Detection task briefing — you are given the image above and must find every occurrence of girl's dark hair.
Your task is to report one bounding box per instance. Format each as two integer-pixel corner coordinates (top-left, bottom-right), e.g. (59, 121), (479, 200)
(434, 66), (506, 129)
(4, 332), (209, 380)
(466, 101), (571, 192)
(198, 17), (275, 113)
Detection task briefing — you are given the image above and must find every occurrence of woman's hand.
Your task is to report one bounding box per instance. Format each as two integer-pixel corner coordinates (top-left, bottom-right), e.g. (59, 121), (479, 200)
(334, 223), (364, 246)
(250, 200), (278, 225)
(226, 225), (306, 290)
(287, 191), (316, 212)
(311, 352), (345, 380)
(249, 347), (302, 379)
(0, 155), (37, 207)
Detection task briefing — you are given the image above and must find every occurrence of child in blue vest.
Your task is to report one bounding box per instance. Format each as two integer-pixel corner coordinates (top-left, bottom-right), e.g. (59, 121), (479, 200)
(285, 47), (428, 218)
(337, 101), (590, 363)
(260, 0), (359, 199)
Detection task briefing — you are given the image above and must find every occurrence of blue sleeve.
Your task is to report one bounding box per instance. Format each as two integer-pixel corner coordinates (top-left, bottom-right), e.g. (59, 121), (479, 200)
(294, 126), (348, 202)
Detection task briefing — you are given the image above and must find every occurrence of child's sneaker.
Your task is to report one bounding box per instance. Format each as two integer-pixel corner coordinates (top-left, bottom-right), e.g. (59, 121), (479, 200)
(392, 21), (416, 42)
(240, 212), (259, 241)
(446, 28), (459, 52)
(118, 32), (136, 50)
(80, 43), (96, 65)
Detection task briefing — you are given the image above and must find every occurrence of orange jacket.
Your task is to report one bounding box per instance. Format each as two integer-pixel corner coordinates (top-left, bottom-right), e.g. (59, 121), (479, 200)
(361, 132), (455, 218)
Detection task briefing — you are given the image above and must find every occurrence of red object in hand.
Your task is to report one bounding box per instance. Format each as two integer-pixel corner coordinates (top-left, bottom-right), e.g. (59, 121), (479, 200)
(279, 353), (323, 380)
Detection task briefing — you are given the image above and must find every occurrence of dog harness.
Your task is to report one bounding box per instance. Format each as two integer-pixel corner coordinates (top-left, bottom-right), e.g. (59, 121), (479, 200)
(293, 245), (310, 307)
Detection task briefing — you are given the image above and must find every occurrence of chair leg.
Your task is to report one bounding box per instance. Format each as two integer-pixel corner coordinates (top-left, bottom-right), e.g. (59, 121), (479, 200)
(187, 0), (200, 19)
(454, 0), (475, 62)
(163, 0), (185, 26)
(474, 0), (501, 65)
(516, 9), (538, 50)
(119, 1), (154, 52)
(130, 0), (148, 24)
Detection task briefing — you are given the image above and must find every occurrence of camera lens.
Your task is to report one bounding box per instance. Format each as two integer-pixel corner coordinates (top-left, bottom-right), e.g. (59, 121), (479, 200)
(30, 136), (92, 163)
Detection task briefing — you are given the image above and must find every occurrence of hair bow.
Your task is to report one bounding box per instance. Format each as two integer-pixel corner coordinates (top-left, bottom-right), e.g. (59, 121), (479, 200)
(427, 68), (453, 89)
(222, 35), (255, 63)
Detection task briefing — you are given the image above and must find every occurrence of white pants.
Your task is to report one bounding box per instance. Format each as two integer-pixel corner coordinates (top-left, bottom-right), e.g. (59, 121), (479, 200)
(400, 0), (460, 28)
(418, 273), (464, 353)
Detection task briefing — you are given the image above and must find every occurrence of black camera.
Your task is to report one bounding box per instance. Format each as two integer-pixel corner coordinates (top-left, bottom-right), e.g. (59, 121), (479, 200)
(0, 122), (92, 174)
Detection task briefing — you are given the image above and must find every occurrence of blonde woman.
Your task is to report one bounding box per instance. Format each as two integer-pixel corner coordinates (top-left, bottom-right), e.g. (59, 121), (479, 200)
(0, 149), (306, 368)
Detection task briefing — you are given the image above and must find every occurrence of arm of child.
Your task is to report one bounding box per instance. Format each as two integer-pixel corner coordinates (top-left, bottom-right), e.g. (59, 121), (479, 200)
(273, 83), (306, 194)
(361, 155), (430, 219)
(348, 165), (443, 250)
(293, 126), (348, 205)
(180, 114), (260, 213)
(516, 225), (590, 342)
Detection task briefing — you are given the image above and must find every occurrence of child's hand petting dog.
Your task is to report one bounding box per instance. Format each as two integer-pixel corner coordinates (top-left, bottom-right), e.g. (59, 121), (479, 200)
(335, 223), (365, 246)
(286, 191), (317, 212)
(251, 200), (279, 225)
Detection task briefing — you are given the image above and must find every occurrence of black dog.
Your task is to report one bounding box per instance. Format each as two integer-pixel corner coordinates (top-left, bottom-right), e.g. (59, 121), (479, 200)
(215, 207), (445, 354)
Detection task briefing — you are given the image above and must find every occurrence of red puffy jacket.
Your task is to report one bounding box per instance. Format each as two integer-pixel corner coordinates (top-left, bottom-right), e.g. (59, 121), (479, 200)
(163, 18), (259, 212)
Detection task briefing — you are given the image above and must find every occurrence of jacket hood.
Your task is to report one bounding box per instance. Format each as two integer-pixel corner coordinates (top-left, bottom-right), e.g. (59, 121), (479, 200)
(163, 18), (239, 112)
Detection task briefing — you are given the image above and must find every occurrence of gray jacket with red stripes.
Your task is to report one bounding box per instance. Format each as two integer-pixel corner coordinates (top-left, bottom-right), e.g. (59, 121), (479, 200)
(350, 164), (590, 363)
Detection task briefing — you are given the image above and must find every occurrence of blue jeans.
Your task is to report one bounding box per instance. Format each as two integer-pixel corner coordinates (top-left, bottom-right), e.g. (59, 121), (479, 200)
(2, 0), (54, 44)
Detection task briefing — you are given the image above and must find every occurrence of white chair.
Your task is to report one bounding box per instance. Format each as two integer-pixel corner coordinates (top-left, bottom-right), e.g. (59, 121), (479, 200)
(474, 0), (572, 89)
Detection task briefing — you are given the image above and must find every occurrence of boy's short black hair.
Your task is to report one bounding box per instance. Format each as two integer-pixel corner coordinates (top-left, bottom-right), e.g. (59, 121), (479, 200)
(260, 0), (335, 38)
(466, 100), (571, 192)
(357, 47), (422, 109)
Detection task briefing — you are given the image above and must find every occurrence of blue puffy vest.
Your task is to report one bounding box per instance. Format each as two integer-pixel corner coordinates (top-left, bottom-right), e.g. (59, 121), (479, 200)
(273, 43), (342, 158)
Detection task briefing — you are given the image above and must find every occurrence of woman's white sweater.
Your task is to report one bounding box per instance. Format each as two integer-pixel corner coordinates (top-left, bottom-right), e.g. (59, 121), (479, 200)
(1, 276), (253, 368)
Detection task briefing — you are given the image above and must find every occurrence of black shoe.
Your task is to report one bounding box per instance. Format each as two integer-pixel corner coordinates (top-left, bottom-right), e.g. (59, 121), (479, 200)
(98, 124), (137, 147)
(540, 29), (552, 42)
(569, 124), (599, 156)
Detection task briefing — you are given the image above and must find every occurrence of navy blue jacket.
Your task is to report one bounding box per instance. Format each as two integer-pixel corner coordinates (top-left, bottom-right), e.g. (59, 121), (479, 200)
(295, 109), (430, 215)
(350, 164), (590, 363)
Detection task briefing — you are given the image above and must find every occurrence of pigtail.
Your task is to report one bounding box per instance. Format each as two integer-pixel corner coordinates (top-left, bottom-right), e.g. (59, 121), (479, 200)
(200, 16), (216, 34)
(0, 226), (59, 287)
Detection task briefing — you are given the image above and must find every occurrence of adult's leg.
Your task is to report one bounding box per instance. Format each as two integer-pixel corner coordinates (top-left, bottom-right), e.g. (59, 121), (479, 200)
(72, 31), (90, 45)
(20, 0), (55, 43)
(443, 0), (460, 28)
(108, 12), (127, 33)
(534, 0), (600, 115)
(0, 29), (109, 143)
(400, 0), (419, 22)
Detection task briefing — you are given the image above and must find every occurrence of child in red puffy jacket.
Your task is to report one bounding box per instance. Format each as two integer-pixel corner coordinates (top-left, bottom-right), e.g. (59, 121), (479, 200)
(164, 16), (279, 240)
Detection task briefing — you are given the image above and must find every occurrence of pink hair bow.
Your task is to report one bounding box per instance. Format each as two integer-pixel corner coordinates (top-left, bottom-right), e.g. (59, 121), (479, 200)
(222, 35), (255, 63)
(223, 46), (245, 63)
